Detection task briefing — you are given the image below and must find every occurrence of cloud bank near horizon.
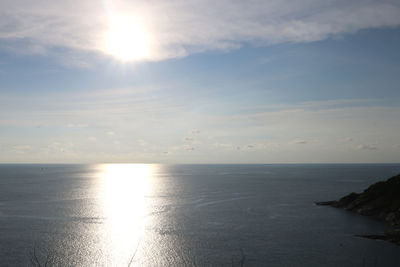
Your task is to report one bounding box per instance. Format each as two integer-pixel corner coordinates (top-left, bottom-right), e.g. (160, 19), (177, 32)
(1, 0), (400, 61)
(1, 90), (399, 163)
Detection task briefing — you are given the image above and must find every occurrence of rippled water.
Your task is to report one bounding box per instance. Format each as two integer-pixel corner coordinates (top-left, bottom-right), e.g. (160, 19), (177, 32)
(1, 164), (400, 266)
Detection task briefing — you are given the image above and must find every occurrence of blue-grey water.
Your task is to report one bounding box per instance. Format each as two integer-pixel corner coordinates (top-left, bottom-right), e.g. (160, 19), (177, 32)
(0, 164), (400, 266)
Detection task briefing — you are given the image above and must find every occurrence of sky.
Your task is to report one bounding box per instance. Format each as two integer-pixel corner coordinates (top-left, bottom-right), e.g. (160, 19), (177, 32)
(1, 0), (400, 164)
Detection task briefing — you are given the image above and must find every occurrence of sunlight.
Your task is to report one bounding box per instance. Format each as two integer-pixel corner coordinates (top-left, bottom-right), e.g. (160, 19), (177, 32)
(103, 14), (152, 62)
(98, 164), (154, 265)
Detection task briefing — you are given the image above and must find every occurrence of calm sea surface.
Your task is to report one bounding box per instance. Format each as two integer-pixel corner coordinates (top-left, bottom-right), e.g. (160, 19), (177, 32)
(0, 164), (400, 266)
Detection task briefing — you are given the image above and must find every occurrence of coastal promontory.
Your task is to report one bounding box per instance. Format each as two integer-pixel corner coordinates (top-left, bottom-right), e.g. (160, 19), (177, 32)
(316, 173), (400, 245)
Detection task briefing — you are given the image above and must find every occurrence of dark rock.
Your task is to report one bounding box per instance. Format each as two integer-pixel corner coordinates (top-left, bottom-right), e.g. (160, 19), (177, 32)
(316, 173), (400, 245)
(332, 192), (360, 208)
(315, 200), (337, 206)
(357, 234), (388, 241)
(359, 229), (400, 245)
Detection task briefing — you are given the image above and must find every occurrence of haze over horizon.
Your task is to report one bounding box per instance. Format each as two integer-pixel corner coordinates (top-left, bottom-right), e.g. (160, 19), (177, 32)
(1, 0), (400, 164)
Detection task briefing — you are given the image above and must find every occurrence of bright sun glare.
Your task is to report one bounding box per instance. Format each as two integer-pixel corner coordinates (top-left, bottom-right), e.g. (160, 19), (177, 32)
(98, 164), (155, 265)
(104, 14), (151, 62)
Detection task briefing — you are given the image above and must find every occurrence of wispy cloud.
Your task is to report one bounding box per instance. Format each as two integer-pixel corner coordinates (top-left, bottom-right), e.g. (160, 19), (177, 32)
(67, 123), (88, 128)
(290, 138), (308, 145)
(214, 143), (234, 149)
(1, 0), (400, 62)
(356, 144), (378, 150)
(12, 145), (32, 153)
(1, 91), (399, 163)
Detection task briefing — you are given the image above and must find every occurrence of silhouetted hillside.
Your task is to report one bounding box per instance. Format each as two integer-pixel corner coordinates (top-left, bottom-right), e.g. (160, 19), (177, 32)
(317, 173), (400, 245)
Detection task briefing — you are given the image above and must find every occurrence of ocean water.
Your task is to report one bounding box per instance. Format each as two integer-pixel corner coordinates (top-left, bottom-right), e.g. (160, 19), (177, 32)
(0, 164), (400, 267)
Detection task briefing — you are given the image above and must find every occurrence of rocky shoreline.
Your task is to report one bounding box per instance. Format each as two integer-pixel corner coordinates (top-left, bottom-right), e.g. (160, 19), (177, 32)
(316, 173), (400, 245)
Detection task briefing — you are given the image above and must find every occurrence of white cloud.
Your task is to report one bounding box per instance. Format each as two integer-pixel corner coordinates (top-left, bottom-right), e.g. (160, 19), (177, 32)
(1, 91), (399, 163)
(12, 145), (32, 153)
(191, 130), (201, 134)
(214, 143), (234, 149)
(356, 144), (378, 150)
(1, 0), (399, 61)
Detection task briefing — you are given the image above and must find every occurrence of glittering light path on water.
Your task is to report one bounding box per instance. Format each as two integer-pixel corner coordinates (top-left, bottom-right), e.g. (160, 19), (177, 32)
(96, 164), (155, 266)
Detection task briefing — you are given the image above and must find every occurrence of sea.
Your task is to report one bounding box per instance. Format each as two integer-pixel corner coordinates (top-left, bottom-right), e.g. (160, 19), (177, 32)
(0, 164), (400, 267)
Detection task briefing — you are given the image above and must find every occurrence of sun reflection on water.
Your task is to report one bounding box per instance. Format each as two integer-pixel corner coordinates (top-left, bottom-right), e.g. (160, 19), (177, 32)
(97, 164), (155, 266)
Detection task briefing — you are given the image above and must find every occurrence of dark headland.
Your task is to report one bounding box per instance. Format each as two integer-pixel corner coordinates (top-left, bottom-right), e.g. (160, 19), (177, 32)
(316, 173), (400, 245)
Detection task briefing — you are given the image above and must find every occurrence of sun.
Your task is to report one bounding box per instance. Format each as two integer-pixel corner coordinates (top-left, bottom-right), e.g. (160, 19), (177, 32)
(104, 14), (152, 62)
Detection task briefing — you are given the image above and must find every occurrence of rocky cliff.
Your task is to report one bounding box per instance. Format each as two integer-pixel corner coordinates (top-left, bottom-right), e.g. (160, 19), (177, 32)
(316, 173), (400, 245)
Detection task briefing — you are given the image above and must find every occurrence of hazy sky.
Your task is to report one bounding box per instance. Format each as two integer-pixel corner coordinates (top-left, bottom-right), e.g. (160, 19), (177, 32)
(1, 0), (400, 163)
